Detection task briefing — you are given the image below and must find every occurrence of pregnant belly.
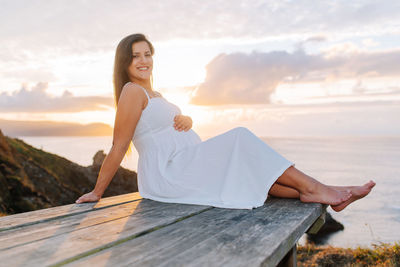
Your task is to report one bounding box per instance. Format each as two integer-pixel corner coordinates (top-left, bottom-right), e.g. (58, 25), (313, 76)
(134, 126), (202, 157)
(156, 127), (201, 156)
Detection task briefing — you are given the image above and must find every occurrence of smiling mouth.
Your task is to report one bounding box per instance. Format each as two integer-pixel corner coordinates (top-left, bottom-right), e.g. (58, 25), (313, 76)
(137, 67), (150, 71)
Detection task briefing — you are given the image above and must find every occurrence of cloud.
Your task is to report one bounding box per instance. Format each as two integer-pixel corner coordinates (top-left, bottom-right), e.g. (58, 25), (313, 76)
(190, 48), (400, 105)
(2, 1), (400, 108)
(193, 100), (400, 138)
(1, 0), (399, 55)
(190, 50), (306, 105)
(1, 69), (58, 83)
(295, 35), (327, 50)
(0, 82), (114, 112)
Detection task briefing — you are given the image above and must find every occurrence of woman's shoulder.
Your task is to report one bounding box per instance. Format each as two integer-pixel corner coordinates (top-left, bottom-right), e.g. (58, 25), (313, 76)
(120, 82), (147, 101)
(122, 81), (132, 88)
(122, 82), (145, 94)
(123, 81), (138, 90)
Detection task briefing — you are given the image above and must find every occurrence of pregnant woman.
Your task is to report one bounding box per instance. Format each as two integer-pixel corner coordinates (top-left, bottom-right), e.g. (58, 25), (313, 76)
(76, 33), (375, 211)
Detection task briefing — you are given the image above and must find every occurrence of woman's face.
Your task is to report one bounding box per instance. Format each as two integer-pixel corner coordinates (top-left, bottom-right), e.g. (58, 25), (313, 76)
(127, 41), (153, 82)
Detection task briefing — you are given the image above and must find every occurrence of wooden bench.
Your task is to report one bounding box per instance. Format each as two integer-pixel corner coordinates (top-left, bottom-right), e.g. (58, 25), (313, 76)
(0, 192), (326, 267)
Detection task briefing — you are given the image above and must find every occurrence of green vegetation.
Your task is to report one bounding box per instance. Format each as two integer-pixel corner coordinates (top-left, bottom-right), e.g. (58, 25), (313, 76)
(6, 136), (74, 183)
(298, 242), (400, 266)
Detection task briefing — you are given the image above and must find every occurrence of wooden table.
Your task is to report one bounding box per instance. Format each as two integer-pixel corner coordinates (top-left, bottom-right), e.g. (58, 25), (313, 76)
(0, 192), (326, 267)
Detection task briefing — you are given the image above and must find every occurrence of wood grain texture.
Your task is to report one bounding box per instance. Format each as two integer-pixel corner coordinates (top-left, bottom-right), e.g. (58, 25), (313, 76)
(0, 197), (182, 250)
(0, 198), (211, 267)
(0, 195), (324, 267)
(65, 199), (324, 267)
(0, 192), (142, 232)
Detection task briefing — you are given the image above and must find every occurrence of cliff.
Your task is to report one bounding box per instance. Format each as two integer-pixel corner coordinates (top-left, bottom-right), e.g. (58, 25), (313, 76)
(0, 129), (137, 216)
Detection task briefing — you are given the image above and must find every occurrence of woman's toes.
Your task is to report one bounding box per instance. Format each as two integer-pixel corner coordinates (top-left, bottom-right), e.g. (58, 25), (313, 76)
(367, 181), (376, 189)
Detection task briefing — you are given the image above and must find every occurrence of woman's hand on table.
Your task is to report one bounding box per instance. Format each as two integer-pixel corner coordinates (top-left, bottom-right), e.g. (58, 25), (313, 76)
(75, 190), (102, 204)
(173, 115), (192, 132)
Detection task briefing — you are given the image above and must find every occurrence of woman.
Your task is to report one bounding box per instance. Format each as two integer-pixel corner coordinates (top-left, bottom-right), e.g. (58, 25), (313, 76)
(76, 33), (375, 211)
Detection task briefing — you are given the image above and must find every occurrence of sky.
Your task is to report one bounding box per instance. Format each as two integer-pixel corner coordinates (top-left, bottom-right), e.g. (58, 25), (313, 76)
(1, 0), (400, 138)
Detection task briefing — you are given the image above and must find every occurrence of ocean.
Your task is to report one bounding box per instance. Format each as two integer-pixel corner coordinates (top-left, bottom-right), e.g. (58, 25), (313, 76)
(19, 135), (400, 248)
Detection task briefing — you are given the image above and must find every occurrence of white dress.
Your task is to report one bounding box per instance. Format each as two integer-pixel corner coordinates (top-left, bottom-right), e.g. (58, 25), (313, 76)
(130, 82), (295, 209)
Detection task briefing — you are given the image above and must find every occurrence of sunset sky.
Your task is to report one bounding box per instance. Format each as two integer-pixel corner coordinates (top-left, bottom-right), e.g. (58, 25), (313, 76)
(1, 0), (399, 138)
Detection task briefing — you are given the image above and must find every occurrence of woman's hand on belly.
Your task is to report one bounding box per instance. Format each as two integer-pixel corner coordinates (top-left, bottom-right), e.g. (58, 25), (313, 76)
(173, 115), (192, 132)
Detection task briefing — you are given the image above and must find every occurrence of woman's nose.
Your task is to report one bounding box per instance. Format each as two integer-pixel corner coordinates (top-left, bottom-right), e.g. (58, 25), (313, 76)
(139, 55), (149, 63)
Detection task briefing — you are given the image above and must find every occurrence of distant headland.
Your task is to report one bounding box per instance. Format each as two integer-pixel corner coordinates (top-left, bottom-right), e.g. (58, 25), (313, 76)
(0, 119), (112, 136)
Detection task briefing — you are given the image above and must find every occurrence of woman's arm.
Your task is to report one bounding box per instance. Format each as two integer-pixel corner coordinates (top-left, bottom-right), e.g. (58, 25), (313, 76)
(75, 84), (145, 203)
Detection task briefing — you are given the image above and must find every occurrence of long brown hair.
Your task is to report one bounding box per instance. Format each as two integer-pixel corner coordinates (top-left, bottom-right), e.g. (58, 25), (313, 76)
(113, 33), (155, 106)
(112, 33), (154, 159)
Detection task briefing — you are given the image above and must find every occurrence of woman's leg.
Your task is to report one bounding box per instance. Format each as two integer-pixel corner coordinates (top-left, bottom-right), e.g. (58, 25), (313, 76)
(274, 166), (352, 206)
(269, 183), (300, 198)
(269, 166), (375, 211)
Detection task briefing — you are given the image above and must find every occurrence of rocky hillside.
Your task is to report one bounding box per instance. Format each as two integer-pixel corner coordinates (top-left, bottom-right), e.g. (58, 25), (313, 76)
(0, 129), (138, 216)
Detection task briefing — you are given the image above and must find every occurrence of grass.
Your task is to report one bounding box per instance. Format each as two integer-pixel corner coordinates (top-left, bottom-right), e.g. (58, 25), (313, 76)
(5, 136), (80, 184)
(298, 242), (400, 266)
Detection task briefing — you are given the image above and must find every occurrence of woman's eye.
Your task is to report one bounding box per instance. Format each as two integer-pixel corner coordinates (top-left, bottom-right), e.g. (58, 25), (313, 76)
(132, 54), (151, 58)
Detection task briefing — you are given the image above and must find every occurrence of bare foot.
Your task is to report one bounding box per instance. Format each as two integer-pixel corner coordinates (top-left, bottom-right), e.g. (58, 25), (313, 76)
(330, 180), (376, 212)
(299, 181), (352, 206)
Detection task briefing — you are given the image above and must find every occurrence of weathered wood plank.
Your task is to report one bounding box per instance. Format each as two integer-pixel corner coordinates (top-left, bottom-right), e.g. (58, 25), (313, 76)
(65, 199), (324, 267)
(277, 245), (296, 267)
(0, 198), (189, 250)
(0, 192), (142, 231)
(306, 209), (327, 234)
(0, 199), (212, 267)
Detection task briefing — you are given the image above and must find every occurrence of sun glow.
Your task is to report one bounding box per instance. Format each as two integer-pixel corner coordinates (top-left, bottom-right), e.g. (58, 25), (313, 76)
(159, 89), (210, 128)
